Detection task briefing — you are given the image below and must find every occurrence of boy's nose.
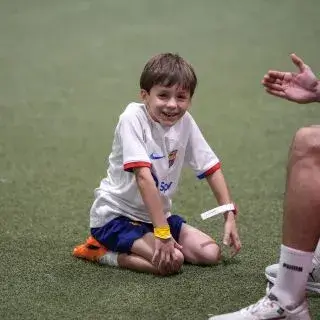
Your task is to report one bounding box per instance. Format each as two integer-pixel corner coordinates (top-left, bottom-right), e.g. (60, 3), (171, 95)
(167, 97), (178, 108)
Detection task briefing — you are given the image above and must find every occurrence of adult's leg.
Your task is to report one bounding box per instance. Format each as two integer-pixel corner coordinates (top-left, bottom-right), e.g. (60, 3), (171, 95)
(208, 127), (320, 319)
(282, 127), (320, 250)
(272, 127), (320, 306)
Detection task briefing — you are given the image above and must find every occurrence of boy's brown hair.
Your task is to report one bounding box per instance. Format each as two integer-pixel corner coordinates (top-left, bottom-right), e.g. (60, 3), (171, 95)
(140, 53), (197, 97)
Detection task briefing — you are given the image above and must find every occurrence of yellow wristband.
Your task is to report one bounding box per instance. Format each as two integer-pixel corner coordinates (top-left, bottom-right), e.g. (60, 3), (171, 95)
(154, 225), (172, 239)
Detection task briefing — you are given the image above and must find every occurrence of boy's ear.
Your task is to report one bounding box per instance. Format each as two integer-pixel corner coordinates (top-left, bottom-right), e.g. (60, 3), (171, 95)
(140, 89), (148, 102)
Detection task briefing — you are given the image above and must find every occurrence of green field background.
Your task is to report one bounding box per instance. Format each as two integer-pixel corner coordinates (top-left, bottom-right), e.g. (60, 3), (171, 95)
(1, 1), (320, 319)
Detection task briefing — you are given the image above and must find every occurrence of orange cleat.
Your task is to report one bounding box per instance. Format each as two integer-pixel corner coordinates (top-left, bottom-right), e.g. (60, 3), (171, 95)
(73, 236), (107, 262)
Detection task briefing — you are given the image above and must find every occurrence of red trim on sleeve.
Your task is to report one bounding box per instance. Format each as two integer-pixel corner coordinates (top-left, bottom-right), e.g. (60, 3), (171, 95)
(204, 162), (221, 176)
(197, 162), (221, 179)
(123, 161), (151, 172)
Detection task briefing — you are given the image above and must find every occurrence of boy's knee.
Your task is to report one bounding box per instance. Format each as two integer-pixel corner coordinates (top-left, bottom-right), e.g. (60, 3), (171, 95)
(292, 127), (320, 159)
(159, 249), (184, 276)
(196, 243), (221, 265)
(174, 249), (185, 269)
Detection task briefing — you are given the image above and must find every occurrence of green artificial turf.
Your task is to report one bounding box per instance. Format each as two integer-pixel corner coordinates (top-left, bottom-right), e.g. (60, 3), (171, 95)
(1, 0), (320, 319)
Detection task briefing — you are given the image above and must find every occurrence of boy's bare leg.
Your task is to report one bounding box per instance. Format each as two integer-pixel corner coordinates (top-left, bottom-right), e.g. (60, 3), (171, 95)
(130, 232), (184, 275)
(117, 253), (160, 274)
(120, 225), (220, 271)
(100, 232), (184, 275)
(74, 233), (184, 275)
(178, 224), (221, 264)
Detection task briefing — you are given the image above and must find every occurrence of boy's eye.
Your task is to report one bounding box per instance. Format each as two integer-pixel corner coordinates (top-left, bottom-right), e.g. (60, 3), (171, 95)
(176, 95), (188, 101)
(158, 93), (169, 98)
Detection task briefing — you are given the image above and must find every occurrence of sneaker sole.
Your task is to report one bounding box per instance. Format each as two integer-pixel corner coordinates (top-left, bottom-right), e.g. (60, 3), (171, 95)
(265, 273), (320, 294)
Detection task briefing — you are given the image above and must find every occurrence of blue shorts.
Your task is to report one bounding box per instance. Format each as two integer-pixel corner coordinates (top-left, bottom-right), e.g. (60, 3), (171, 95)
(91, 215), (186, 254)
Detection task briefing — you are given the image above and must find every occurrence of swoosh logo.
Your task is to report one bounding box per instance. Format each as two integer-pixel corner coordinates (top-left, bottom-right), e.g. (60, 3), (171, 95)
(150, 153), (165, 160)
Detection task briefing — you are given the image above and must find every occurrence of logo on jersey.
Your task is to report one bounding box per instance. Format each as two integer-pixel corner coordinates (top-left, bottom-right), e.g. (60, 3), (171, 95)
(159, 181), (173, 193)
(168, 150), (178, 168)
(151, 172), (172, 193)
(150, 152), (165, 160)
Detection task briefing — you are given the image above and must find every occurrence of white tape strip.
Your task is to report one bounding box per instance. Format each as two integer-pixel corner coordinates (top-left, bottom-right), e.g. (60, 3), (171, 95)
(200, 203), (235, 220)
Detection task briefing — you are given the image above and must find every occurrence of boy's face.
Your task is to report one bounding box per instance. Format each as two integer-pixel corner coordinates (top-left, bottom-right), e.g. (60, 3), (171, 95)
(141, 84), (191, 127)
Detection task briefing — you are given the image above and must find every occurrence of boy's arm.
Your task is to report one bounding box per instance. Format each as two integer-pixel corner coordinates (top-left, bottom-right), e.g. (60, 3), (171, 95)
(183, 113), (241, 255)
(183, 114), (236, 218)
(134, 167), (183, 274)
(205, 169), (235, 220)
(119, 113), (172, 235)
(206, 169), (241, 255)
(118, 110), (169, 230)
(134, 167), (168, 227)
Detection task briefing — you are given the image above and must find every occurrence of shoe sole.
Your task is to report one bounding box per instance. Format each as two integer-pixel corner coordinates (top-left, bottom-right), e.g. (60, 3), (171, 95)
(265, 273), (320, 294)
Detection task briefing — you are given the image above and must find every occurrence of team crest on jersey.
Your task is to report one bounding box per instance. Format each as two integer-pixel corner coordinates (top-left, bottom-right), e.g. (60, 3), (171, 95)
(168, 150), (178, 168)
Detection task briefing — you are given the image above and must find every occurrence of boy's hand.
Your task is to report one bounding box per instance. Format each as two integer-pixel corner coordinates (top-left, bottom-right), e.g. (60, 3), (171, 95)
(152, 238), (183, 275)
(223, 213), (241, 257)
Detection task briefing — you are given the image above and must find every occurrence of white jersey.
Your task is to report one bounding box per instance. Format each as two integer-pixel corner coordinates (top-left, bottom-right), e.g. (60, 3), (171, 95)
(90, 102), (220, 228)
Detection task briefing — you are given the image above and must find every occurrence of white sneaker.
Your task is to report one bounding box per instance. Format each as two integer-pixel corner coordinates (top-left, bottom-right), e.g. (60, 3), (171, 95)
(208, 294), (311, 320)
(265, 263), (320, 293)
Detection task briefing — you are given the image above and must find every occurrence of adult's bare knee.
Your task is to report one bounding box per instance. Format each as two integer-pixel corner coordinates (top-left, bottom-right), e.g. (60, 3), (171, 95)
(291, 127), (320, 160)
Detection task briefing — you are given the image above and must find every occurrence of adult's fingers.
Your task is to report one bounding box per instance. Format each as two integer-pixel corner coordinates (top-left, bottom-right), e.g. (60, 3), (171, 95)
(265, 88), (287, 99)
(266, 70), (287, 80)
(263, 82), (284, 92)
(262, 74), (283, 85)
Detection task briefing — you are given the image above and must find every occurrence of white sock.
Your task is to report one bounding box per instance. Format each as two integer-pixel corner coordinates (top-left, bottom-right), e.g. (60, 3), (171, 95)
(271, 244), (313, 307)
(98, 251), (119, 267)
(312, 239), (320, 268)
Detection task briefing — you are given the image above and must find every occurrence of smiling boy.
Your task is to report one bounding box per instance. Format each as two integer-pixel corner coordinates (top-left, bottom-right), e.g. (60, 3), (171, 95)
(73, 53), (241, 275)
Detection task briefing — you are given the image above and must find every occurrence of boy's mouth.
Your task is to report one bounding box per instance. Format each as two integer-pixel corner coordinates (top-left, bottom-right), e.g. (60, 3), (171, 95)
(161, 111), (180, 118)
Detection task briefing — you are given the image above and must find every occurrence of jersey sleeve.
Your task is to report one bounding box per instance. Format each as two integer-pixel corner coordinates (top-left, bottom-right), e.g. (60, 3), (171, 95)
(184, 115), (221, 179)
(118, 113), (151, 172)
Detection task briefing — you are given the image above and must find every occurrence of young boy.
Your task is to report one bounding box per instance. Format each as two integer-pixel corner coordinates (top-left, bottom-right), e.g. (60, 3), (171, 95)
(73, 53), (241, 276)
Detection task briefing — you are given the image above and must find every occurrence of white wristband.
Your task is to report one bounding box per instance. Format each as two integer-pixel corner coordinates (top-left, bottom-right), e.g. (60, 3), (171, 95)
(200, 203), (236, 220)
